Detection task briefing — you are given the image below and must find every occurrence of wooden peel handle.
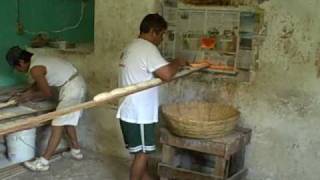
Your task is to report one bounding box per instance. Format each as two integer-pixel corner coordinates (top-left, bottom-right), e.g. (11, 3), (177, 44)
(0, 100), (17, 109)
(93, 64), (209, 102)
(0, 64), (209, 136)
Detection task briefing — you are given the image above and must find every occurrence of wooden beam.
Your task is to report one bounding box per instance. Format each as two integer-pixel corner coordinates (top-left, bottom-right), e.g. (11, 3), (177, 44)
(0, 65), (208, 136)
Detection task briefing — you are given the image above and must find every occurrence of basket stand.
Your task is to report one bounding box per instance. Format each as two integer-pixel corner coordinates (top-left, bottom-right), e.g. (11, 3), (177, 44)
(158, 127), (251, 180)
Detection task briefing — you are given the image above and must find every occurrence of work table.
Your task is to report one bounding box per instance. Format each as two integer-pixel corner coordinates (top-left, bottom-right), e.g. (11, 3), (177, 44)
(0, 86), (57, 136)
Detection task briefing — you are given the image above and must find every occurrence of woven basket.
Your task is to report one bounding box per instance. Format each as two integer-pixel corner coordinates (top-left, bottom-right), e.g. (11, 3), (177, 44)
(161, 102), (239, 139)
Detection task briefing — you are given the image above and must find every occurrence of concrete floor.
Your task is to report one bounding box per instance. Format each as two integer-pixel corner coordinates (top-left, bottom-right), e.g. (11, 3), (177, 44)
(8, 149), (131, 180)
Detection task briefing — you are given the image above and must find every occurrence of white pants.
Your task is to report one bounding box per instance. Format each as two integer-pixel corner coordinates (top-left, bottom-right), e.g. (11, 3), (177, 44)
(51, 75), (87, 126)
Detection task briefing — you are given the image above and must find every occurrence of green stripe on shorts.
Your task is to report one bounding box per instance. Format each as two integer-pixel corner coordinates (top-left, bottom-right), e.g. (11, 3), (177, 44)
(120, 120), (156, 154)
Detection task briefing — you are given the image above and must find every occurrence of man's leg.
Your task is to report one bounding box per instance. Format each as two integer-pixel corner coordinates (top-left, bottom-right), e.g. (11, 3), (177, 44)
(130, 152), (152, 180)
(43, 125), (64, 160)
(65, 125), (80, 149)
(63, 125), (83, 160)
(119, 121), (156, 180)
(24, 125), (64, 171)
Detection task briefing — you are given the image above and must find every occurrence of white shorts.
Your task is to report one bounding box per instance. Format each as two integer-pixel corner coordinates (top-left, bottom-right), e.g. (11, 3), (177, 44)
(51, 75), (87, 126)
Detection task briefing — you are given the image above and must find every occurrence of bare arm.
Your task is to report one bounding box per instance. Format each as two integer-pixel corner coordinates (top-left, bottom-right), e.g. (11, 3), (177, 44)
(16, 66), (52, 102)
(154, 59), (186, 81)
(19, 82), (37, 94)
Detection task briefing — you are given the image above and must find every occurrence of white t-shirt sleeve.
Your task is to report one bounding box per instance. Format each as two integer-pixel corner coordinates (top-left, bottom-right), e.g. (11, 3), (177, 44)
(146, 46), (169, 73)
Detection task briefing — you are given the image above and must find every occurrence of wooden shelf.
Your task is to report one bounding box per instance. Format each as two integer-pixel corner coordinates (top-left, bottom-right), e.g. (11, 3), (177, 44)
(202, 68), (238, 75)
(161, 3), (263, 82)
(56, 43), (94, 54)
(215, 50), (237, 56)
(27, 43), (94, 55)
(186, 66), (238, 75)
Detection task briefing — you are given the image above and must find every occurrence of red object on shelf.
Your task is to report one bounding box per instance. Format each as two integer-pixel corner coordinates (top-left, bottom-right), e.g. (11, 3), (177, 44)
(200, 37), (215, 49)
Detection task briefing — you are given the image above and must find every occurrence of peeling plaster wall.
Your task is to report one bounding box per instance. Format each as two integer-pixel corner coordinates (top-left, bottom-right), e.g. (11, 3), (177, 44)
(239, 1), (320, 179)
(161, 0), (320, 180)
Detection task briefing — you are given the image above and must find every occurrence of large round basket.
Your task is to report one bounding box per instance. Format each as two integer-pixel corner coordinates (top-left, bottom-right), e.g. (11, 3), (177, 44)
(161, 102), (240, 139)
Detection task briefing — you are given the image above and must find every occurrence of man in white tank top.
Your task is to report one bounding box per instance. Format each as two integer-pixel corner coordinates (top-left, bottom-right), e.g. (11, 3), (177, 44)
(5, 46), (87, 171)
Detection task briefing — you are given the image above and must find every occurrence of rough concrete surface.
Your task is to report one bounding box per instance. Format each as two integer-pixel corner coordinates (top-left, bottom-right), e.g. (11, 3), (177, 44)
(237, 1), (320, 180)
(8, 149), (130, 180)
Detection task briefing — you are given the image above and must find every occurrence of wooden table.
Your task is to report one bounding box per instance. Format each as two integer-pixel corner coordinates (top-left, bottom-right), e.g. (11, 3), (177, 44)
(0, 87), (57, 136)
(158, 127), (251, 180)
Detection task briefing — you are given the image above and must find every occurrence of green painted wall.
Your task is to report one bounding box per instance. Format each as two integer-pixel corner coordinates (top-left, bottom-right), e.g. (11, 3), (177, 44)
(0, 0), (94, 87)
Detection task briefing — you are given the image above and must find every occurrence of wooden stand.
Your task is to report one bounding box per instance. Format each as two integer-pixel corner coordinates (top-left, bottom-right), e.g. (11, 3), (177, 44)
(158, 127), (251, 180)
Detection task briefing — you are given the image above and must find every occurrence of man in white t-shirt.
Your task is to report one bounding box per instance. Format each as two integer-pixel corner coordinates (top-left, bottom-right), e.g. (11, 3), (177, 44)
(5, 46), (86, 171)
(117, 14), (186, 180)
